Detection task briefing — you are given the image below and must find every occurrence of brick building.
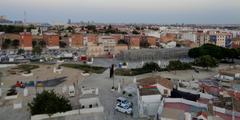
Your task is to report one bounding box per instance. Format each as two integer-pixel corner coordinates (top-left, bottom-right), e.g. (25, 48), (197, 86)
(232, 38), (240, 48)
(19, 32), (32, 50)
(87, 34), (98, 44)
(129, 35), (141, 49)
(69, 33), (84, 48)
(146, 36), (157, 47)
(111, 34), (123, 42)
(86, 42), (105, 57)
(43, 33), (60, 49)
(209, 32), (232, 48)
(160, 33), (177, 43)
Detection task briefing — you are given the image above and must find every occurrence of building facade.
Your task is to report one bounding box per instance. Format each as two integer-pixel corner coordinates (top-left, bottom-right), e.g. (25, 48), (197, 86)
(19, 32), (32, 50)
(129, 35), (141, 49)
(86, 42), (105, 57)
(43, 33), (60, 49)
(69, 33), (84, 48)
(98, 35), (117, 53)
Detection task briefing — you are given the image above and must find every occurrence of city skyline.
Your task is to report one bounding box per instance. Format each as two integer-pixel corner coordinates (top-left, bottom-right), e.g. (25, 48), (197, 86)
(0, 0), (240, 24)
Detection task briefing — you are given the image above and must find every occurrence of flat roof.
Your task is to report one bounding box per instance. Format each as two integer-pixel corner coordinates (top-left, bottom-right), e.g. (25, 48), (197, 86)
(139, 87), (160, 96)
(138, 76), (173, 89)
(161, 108), (185, 120)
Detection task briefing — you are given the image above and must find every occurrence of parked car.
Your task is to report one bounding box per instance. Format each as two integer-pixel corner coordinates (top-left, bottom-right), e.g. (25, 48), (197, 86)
(69, 85), (75, 97)
(116, 97), (132, 107)
(115, 103), (133, 115)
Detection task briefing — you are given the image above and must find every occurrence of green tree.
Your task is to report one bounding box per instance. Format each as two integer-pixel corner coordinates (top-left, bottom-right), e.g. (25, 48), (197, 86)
(39, 41), (46, 48)
(142, 62), (160, 71)
(194, 55), (218, 70)
(59, 41), (67, 48)
(227, 48), (238, 63)
(167, 60), (192, 70)
(2, 39), (12, 49)
(117, 39), (128, 45)
(32, 40), (37, 48)
(28, 90), (72, 115)
(140, 40), (150, 48)
(17, 49), (25, 55)
(32, 46), (42, 55)
(132, 30), (140, 35)
(12, 39), (20, 49)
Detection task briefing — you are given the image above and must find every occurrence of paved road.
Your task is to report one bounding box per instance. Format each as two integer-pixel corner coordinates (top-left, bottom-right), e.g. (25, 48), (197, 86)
(79, 69), (138, 120)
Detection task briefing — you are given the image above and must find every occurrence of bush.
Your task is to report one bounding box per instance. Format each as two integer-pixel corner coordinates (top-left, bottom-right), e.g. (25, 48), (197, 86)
(115, 62), (166, 76)
(17, 64), (39, 72)
(167, 60), (192, 70)
(61, 64), (106, 74)
(28, 90), (72, 115)
(194, 55), (218, 69)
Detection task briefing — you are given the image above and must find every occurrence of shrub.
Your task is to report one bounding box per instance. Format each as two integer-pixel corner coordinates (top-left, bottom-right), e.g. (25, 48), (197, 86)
(28, 90), (72, 115)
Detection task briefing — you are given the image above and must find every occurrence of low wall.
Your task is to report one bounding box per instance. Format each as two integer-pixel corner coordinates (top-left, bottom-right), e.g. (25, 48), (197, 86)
(81, 88), (98, 95)
(164, 98), (208, 108)
(5, 94), (18, 100)
(31, 107), (104, 120)
(22, 73), (33, 77)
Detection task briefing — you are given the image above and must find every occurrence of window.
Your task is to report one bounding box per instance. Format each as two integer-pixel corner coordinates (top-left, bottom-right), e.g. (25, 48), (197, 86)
(164, 89), (168, 95)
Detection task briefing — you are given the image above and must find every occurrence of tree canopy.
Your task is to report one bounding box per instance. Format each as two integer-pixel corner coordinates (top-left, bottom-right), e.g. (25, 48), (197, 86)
(188, 44), (239, 62)
(194, 55), (218, 69)
(28, 90), (72, 115)
(32, 46), (42, 55)
(167, 60), (192, 70)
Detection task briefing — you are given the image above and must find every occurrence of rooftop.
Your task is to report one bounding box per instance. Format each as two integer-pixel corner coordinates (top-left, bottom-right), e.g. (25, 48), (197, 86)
(139, 87), (160, 96)
(219, 66), (240, 77)
(43, 32), (58, 36)
(137, 76), (173, 89)
(161, 108), (185, 120)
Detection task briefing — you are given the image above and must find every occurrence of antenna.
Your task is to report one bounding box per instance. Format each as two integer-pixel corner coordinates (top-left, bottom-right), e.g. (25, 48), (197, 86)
(24, 11), (27, 25)
(23, 11), (27, 33)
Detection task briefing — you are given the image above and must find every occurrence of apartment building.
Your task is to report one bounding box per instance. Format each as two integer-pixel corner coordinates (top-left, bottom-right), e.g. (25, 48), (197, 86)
(43, 33), (60, 49)
(19, 32), (32, 50)
(98, 35), (117, 53)
(69, 33), (84, 48)
(129, 35), (141, 49)
(181, 32), (197, 42)
(209, 32), (232, 48)
(86, 42), (105, 57)
(146, 36), (157, 47)
(111, 34), (123, 42)
(86, 34), (98, 44)
(196, 31), (210, 47)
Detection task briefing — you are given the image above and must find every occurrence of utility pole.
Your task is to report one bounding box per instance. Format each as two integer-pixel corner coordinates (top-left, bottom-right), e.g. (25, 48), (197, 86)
(232, 81), (235, 120)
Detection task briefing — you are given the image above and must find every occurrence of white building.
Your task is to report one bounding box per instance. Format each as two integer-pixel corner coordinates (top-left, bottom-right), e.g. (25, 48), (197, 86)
(160, 41), (176, 48)
(137, 76), (173, 117)
(181, 32), (197, 42)
(31, 29), (39, 35)
(97, 36), (116, 53)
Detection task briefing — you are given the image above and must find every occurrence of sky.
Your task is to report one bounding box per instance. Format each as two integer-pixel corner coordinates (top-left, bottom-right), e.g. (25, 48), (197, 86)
(0, 0), (240, 24)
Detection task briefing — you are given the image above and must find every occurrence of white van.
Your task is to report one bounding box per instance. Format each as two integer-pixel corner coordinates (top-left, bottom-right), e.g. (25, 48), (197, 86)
(69, 85), (75, 97)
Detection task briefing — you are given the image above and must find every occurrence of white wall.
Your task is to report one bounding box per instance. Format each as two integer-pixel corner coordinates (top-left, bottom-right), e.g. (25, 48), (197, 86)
(156, 84), (171, 97)
(139, 94), (162, 117)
